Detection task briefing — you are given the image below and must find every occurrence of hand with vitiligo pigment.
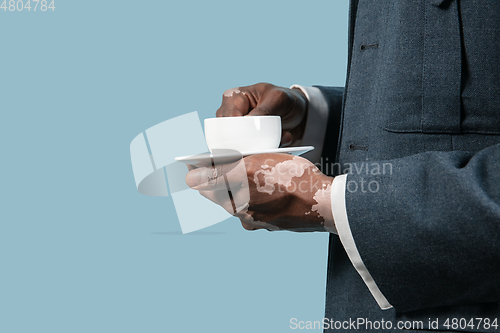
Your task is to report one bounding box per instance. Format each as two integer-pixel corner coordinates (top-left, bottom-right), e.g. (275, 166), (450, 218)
(185, 154), (336, 232)
(217, 83), (308, 147)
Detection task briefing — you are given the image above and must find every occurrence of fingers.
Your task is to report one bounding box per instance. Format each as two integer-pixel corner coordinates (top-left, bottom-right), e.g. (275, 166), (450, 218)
(216, 87), (252, 117)
(198, 189), (236, 215)
(246, 88), (283, 117)
(185, 166), (230, 191)
(197, 183), (250, 216)
(216, 83), (278, 118)
(194, 183), (278, 232)
(198, 189), (278, 231)
(215, 84), (308, 144)
(239, 219), (280, 232)
(185, 159), (247, 191)
(197, 188), (248, 217)
(240, 220), (261, 231)
(246, 88), (304, 128)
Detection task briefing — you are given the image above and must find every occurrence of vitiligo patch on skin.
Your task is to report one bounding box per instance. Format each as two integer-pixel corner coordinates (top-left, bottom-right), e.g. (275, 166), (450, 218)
(311, 183), (333, 224)
(223, 87), (241, 98)
(190, 155), (326, 232)
(254, 156), (312, 195)
(224, 160), (280, 231)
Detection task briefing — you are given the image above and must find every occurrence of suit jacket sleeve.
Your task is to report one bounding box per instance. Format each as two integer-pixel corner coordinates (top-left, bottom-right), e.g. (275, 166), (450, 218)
(345, 143), (500, 312)
(313, 85), (344, 169)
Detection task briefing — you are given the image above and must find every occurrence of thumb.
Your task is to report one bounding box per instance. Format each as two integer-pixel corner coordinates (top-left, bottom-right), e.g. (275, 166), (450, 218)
(186, 166), (227, 191)
(185, 159), (245, 191)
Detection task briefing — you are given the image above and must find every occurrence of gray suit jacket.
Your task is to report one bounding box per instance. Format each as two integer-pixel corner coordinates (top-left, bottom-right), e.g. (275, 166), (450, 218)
(318, 1), (500, 332)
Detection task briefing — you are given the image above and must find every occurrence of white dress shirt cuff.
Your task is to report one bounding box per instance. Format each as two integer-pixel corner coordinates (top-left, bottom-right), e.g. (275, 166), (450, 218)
(331, 174), (393, 310)
(290, 85), (329, 163)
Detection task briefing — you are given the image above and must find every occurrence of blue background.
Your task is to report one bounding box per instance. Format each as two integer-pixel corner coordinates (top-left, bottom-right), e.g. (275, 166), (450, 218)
(0, 0), (348, 332)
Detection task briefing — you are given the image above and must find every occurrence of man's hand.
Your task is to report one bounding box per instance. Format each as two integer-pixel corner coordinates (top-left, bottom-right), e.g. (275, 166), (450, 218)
(185, 154), (335, 232)
(217, 83), (308, 147)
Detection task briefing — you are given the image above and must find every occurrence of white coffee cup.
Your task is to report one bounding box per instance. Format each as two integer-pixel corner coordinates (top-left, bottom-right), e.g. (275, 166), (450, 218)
(204, 116), (281, 153)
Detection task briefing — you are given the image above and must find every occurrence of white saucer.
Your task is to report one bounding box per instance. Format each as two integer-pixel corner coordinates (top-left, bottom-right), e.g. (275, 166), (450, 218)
(175, 146), (314, 166)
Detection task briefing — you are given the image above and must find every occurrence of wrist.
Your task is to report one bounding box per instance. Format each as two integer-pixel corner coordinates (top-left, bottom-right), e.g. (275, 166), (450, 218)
(290, 173), (335, 233)
(313, 175), (335, 233)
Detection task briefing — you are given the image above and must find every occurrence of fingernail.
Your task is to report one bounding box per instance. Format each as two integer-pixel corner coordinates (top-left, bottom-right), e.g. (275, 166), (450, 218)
(185, 168), (206, 189)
